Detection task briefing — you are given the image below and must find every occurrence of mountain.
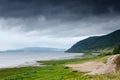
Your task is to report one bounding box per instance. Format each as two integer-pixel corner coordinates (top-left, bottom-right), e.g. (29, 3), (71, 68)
(67, 29), (120, 53)
(0, 47), (65, 53)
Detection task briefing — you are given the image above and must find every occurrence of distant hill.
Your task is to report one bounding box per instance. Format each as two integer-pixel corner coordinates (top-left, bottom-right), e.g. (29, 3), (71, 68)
(66, 29), (120, 53)
(0, 47), (65, 53)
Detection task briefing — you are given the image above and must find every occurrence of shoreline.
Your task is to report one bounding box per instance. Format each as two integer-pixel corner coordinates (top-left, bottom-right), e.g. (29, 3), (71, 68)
(0, 53), (116, 80)
(0, 53), (83, 69)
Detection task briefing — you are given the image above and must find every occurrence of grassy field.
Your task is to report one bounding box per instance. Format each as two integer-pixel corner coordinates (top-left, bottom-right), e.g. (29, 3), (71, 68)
(0, 54), (119, 80)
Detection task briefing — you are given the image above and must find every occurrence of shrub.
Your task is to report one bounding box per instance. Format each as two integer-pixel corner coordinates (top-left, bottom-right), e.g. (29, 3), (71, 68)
(113, 44), (120, 54)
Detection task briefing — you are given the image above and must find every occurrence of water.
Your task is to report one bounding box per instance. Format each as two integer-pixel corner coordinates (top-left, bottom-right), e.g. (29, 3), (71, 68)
(0, 52), (82, 68)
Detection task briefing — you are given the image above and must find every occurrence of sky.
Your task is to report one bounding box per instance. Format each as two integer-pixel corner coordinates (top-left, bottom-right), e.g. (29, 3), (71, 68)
(0, 0), (120, 50)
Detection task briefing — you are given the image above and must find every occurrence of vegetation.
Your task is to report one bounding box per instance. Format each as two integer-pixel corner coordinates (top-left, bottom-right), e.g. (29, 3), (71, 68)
(0, 49), (120, 80)
(91, 72), (120, 80)
(0, 54), (110, 80)
(0, 66), (90, 80)
(67, 29), (120, 53)
(97, 44), (120, 56)
(113, 44), (120, 54)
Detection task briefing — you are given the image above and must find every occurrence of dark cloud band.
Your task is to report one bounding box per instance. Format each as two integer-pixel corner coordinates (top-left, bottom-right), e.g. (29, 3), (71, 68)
(0, 0), (119, 38)
(0, 0), (119, 19)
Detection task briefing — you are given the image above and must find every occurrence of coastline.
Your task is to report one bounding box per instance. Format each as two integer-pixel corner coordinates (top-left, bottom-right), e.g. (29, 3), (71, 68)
(0, 53), (117, 80)
(0, 53), (83, 69)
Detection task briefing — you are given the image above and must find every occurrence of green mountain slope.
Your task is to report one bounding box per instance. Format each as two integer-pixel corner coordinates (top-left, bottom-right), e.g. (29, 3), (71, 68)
(67, 29), (120, 53)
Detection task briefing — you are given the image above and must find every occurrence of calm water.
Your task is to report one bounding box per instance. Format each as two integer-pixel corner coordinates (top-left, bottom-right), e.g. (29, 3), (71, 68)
(0, 52), (82, 68)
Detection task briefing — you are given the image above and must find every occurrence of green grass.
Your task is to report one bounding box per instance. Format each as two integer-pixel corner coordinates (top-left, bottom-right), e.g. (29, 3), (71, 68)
(38, 54), (109, 65)
(91, 71), (120, 80)
(0, 54), (119, 80)
(0, 66), (90, 80)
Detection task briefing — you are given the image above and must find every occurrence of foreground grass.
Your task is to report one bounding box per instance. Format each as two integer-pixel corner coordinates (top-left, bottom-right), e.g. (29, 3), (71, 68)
(0, 54), (119, 80)
(0, 66), (90, 80)
(91, 71), (120, 80)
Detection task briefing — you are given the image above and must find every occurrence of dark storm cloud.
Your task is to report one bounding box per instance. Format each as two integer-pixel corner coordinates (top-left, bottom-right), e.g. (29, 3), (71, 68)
(0, 0), (120, 19)
(0, 0), (120, 37)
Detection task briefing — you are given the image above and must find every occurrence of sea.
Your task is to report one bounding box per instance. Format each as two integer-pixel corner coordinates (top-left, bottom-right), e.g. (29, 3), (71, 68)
(0, 52), (82, 68)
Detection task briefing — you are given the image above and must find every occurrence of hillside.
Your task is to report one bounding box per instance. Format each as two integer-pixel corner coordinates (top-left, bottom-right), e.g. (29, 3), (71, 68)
(67, 29), (120, 53)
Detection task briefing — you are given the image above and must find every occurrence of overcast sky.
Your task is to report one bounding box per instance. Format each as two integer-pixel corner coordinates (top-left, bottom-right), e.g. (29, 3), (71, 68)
(0, 0), (120, 50)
